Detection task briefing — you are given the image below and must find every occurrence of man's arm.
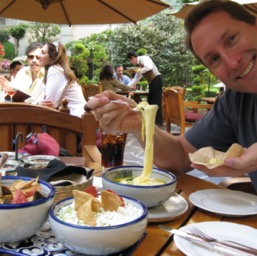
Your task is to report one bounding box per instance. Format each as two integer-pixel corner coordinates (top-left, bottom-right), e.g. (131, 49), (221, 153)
(87, 90), (195, 174)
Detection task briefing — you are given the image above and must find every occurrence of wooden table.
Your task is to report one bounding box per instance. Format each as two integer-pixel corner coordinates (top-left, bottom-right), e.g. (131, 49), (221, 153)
(126, 171), (257, 256)
(116, 90), (149, 103)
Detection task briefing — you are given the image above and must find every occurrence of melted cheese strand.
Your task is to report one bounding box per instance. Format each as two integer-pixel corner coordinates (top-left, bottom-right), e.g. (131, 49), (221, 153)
(134, 101), (158, 185)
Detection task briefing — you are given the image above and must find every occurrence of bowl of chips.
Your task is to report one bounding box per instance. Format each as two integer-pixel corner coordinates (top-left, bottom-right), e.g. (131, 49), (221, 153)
(102, 165), (177, 208)
(49, 188), (147, 255)
(0, 175), (55, 243)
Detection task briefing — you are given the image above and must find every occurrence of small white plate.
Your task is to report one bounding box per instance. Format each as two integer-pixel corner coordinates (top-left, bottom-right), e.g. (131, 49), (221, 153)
(189, 189), (257, 217)
(23, 155), (58, 166)
(148, 193), (188, 223)
(174, 221), (257, 256)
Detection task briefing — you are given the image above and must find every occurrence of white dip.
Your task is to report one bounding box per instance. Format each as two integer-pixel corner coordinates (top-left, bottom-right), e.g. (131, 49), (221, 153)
(57, 200), (143, 227)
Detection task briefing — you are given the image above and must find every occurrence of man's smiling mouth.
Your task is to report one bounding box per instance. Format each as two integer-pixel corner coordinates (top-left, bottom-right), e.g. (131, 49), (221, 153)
(238, 58), (255, 78)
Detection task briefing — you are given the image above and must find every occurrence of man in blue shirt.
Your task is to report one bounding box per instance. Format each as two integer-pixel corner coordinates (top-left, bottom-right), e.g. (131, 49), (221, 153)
(114, 64), (131, 85)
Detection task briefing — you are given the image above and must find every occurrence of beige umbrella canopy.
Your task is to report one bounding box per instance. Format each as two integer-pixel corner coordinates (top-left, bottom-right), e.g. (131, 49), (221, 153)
(171, 0), (257, 19)
(0, 0), (170, 26)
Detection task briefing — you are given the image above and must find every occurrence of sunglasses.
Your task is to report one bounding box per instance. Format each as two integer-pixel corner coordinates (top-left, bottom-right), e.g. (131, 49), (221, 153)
(27, 55), (40, 60)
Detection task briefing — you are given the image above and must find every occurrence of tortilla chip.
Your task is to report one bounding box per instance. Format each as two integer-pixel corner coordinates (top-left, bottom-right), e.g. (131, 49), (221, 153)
(73, 190), (102, 211)
(225, 143), (245, 158)
(101, 190), (122, 211)
(189, 143), (245, 169)
(77, 199), (96, 226)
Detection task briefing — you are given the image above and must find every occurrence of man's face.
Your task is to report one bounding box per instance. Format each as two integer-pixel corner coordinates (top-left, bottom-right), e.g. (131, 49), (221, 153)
(11, 64), (23, 78)
(115, 66), (124, 78)
(129, 56), (137, 65)
(27, 47), (42, 73)
(191, 11), (257, 93)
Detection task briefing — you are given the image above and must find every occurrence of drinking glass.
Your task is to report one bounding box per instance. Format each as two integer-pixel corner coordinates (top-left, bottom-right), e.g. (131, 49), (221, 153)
(7, 88), (16, 102)
(101, 132), (126, 173)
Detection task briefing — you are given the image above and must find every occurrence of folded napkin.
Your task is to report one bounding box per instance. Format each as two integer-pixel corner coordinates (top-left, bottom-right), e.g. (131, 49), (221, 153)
(16, 159), (94, 182)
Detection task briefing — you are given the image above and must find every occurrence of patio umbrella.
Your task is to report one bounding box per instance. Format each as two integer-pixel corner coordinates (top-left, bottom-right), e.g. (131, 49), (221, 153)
(0, 0), (170, 26)
(171, 0), (257, 19)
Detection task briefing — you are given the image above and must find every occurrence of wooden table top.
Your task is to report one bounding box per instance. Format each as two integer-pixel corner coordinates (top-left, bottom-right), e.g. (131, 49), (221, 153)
(128, 171), (257, 256)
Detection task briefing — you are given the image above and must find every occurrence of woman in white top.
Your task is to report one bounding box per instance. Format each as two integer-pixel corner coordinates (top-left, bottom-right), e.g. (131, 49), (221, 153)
(38, 42), (86, 117)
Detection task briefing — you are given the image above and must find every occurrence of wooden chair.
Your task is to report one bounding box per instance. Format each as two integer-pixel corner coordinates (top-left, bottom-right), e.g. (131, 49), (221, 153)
(82, 83), (102, 101)
(0, 103), (100, 168)
(163, 86), (213, 134)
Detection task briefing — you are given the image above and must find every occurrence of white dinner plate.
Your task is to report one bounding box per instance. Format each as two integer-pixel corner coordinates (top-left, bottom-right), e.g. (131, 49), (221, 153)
(23, 155), (59, 166)
(148, 193), (189, 223)
(189, 189), (257, 217)
(174, 221), (257, 256)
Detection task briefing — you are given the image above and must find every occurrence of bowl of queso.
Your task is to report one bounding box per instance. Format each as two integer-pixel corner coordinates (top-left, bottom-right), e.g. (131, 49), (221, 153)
(102, 166), (177, 208)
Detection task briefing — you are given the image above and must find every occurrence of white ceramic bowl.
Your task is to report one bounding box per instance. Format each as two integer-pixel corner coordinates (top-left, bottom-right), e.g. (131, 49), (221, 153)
(0, 176), (55, 243)
(102, 166), (177, 208)
(49, 196), (147, 255)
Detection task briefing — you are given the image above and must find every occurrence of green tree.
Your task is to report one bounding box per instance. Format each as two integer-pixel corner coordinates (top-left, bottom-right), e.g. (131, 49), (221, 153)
(68, 42), (90, 84)
(66, 35), (109, 83)
(107, 11), (194, 86)
(3, 41), (15, 60)
(9, 24), (27, 55)
(28, 23), (61, 43)
(0, 30), (10, 43)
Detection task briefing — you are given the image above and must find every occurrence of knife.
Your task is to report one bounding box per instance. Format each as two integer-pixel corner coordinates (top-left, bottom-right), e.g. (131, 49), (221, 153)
(167, 228), (256, 256)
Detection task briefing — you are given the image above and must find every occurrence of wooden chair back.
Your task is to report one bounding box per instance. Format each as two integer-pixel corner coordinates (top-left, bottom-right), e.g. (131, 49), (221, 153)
(0, 103), (99, 158)
(82, 83), (102, 101)
(163, 86), (212, 134)
(163, 86), (188, 134)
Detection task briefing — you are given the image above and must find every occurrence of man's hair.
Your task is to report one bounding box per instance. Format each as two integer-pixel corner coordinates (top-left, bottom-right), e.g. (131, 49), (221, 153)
(10, 61), (22, 70)
(184, 0), (256, 60)
(127, 51), (138, 59)
(114, 64), (123, 70)
(26, 42), (43, 55)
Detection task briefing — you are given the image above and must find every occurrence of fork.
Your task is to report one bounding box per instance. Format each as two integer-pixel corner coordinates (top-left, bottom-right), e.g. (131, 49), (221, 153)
(188, 226), (257, 256)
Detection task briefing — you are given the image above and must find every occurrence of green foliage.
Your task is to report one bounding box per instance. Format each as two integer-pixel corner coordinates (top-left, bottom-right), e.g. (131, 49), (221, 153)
(106, 12), (194, 86)
(0, 31), (10, 43)
(190, 62), (218, 99)
(28, 23), (61, 43)
(3, 41), (15, 60)
(137, 80), (148, 90)
(8, 23), (28, 55)
(9, 24), (27, 40)
(137, 48), (147, 56)
(66, 34), (109, 83)
(68, 42), (90, 84)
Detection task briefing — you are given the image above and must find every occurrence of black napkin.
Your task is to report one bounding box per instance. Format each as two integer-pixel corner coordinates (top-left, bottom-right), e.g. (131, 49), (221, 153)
(16, 159), (94, 182)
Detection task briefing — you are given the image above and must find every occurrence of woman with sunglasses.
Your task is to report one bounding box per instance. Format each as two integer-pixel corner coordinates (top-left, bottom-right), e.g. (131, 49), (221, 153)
(0, 42), (45, 104)
(38, 42), (86, 117)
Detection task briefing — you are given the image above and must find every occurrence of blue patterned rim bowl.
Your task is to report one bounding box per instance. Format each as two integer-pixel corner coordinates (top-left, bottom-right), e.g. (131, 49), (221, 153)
(49, 195), (147, 255)
(102, 165), (177, 208)
(0, 176), (55, 243)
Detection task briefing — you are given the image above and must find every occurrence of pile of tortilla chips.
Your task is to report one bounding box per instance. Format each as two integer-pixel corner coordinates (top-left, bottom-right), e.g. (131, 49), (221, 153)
(73, 189), (124, 226)
(0, 174), (44, 204)
(189, 143), (245, 169)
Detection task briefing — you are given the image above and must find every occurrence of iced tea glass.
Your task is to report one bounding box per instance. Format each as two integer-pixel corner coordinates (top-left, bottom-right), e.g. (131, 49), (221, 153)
(101, 132), (126, 173)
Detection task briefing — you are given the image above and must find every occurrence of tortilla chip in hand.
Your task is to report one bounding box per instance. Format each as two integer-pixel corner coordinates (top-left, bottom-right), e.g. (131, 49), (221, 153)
(189, 143), (245, 169)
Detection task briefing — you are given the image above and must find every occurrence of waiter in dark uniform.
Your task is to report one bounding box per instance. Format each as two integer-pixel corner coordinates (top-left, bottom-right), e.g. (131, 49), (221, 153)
(127, 51), (163, 126)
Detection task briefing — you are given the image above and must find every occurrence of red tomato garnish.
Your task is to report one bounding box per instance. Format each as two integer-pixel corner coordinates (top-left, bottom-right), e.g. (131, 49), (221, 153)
(107, 189), (125, 207)
(11, 189), (28, 204)
(23, 188), (37, 198)
(84, 185), (98, 197)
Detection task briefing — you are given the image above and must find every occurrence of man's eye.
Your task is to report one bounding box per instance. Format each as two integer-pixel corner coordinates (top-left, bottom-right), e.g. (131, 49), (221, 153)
(209, 55), (219, 67)
(226, 34), (236, 45)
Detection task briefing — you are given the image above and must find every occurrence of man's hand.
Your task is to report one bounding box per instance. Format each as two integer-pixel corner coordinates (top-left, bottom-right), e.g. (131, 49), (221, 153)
(0, 76), (12, 91)
(86, 90), (141, 134)
(191, 143), (257, 177)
